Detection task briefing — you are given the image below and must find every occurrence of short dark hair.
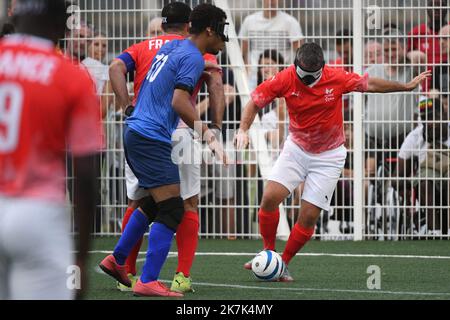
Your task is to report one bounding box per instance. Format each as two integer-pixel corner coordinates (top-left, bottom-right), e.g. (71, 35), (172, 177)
(11, 0), (69, 44)
(161, 1), (191, 32)
(257, 49), (285, 85)
(296, 42), (325, 71)
(189, 3), (226, 35)
(336, 29), (353, 46)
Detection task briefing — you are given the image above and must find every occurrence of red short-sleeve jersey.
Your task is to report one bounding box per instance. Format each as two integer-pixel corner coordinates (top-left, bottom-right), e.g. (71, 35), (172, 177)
(251, 65), (368, 154)
(124, 34), (184, 103)
(0, 35), (103, 202)
(122, 35), (219, 104)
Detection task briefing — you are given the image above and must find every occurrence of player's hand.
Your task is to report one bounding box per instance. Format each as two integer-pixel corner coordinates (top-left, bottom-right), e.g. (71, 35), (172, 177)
(202, 61), (222, 78)
(234, 129), (249, 150)
(204, 60), (222, 72)
(406, 70), (432, 91)
(204, 129), (229, 166)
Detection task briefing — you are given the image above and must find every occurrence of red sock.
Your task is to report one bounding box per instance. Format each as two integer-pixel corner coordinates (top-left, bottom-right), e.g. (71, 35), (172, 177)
(122, 207), (143, 275)
(258, 208), (280, 251)
(282, 223), (315, 265)
(176, 211), (199, 277)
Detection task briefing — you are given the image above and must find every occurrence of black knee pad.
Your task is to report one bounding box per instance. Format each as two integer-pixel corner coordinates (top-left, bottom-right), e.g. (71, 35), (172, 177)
(140, 196), (158, 221)
(154, 197), (184, 232)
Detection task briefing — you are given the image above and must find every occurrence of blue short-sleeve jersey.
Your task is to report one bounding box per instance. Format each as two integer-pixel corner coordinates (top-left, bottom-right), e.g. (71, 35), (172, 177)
(126, 39), (205, 144)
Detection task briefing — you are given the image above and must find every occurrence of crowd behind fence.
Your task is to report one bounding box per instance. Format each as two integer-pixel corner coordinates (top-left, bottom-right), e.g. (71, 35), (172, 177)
(12, 0), (446, 240)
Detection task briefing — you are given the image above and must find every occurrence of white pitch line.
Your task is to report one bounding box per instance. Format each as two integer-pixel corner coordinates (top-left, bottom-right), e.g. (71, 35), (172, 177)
(88, 251), (450, 260)
(93, 267), (450, 297)
(156, 279), (450, 297)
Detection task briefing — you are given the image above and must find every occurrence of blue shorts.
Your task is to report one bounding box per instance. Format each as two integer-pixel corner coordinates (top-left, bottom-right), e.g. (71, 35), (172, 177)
(124, 126), (180, 189)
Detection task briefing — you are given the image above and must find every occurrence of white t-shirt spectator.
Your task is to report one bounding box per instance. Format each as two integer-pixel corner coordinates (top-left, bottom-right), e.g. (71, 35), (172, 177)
(365, 65), (417, 140)
(399, 124), (450, 163)
(82, 57), (109, 95)
(239, 11), (303, 89)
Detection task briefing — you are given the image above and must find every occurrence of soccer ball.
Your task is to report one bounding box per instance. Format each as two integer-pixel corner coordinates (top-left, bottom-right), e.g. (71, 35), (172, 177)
(251, 250), (284, 281)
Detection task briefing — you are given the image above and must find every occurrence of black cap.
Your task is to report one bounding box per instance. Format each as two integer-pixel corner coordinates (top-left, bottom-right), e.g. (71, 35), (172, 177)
(161, 2), (191, 25)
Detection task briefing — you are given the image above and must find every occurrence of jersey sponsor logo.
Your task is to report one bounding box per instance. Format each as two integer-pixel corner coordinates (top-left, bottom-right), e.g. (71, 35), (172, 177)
(325, 88), (335, 103)
(290, 91), (300, 97)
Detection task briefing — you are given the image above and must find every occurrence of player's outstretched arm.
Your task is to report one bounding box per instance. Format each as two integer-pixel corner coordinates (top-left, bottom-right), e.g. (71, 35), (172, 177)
(173, 89), (228, 165)
(366, 70), (432, 93)
(234, 99), (260, 150)
(109, 59), (132, 109)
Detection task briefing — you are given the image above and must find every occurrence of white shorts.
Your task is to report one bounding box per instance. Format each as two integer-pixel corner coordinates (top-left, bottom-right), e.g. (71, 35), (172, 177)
(125, 159), (148, 201)
(269, 137), (347, 211)
(172, 128), (201, 200)
(125, 128), (201, 201)
(0, 197), (74, 300)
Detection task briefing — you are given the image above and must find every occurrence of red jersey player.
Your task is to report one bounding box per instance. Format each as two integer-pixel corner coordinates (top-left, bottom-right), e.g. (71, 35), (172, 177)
(106, 2), (225, 294)
(0, 0), (103, 299)
(235, 43), (431, 281)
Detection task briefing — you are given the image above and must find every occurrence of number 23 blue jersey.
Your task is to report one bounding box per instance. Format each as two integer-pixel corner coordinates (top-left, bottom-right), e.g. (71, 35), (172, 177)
(126, 39), (205, 144)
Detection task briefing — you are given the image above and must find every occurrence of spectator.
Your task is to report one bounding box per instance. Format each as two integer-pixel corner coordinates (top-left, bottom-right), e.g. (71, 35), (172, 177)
(258, 49), (287, 158)
(147, 17), (163, 37)
(332, 110), (354, 234)
(330, 29), (353, 72)
(431, 25), (450, 96)
(83, 32), (108, 92)
(1, 0), (16, 38)
(364, 40), (383, 66)
(239, 0), (304, 89)
(332, 111), (375, 234)
(64, 21), (93, 62)
(82, 31), (113, 118)
(365, 28), (420, 163)
(398, 99), (449, 236)
(198, 56), (243, 239)
(408, 0), (449, 65)
(330, 29), (353, 111)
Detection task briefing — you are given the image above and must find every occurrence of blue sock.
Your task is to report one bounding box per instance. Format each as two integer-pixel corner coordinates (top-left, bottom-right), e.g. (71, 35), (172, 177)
(113, 209), (149, 265)
(140, 222), (175, 283)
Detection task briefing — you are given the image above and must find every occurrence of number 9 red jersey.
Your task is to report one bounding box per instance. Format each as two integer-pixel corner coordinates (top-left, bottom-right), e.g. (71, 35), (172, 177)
(0, 35), (104, 202)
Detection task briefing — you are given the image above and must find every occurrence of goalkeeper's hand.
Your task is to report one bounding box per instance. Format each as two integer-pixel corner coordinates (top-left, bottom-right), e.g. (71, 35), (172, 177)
(234, 129), (249, 150)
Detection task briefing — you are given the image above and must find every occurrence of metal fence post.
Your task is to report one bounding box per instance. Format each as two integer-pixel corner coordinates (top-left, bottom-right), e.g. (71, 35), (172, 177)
(353, 0), (364, 241)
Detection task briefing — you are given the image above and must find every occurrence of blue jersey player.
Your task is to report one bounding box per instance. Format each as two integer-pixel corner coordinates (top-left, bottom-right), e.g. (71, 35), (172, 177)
(99, 3), (229, 297)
